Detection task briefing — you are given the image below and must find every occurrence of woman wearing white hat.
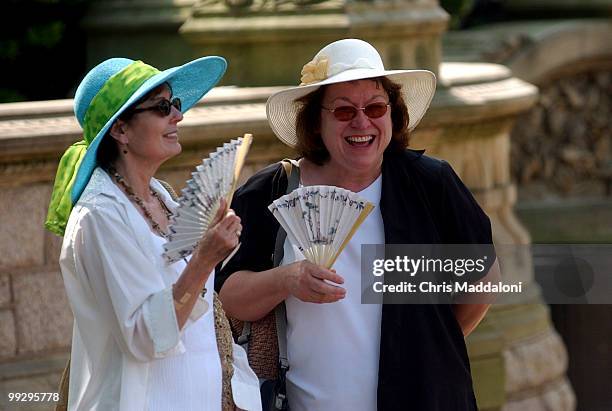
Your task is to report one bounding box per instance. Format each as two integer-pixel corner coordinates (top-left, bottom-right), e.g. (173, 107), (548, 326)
(216, 39), (501, 410)
(46, 57), (261, 410)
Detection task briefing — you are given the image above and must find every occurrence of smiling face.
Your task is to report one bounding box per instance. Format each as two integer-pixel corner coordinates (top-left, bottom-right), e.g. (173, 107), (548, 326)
(116, 84), (184, 167)
(319, 79), (392, 176)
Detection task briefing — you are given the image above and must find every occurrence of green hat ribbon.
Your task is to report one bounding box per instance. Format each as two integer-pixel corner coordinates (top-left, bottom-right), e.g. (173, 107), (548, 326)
(45, 60), (161, 236)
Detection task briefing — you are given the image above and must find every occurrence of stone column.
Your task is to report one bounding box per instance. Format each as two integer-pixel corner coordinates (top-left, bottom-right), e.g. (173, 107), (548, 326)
(412, 63), (575, 410)
(180, 0), (448, 85)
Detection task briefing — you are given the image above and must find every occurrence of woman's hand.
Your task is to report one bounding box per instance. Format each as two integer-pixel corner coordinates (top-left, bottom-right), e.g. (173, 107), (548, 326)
(283, 260), (346, 303)
(193, 198), (242, 268)
(173, 199), (240, 329)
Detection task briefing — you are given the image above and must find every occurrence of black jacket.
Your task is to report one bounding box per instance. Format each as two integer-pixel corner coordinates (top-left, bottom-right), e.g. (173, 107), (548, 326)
(216, 149), (494, 411)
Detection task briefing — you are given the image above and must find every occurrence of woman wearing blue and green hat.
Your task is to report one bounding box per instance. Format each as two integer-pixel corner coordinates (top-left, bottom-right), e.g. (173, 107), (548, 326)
(46, 57), (261, 410)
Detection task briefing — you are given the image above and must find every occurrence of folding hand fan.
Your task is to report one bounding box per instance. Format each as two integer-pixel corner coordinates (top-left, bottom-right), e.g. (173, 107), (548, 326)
(162, 134), (252, 263)
(268, 185), (375, 268)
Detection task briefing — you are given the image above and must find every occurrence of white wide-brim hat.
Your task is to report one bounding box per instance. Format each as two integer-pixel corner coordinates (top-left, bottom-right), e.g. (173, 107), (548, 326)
(266, 38), (437, 148)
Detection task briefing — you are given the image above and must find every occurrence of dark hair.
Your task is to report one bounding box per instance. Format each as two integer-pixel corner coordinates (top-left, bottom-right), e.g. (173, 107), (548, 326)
(96, 83), (171, 170)
(294, 77), (410, 166)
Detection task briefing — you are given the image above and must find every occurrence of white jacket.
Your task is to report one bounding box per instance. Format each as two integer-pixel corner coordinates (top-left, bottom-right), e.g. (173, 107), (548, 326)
(60, 167), (261, 411)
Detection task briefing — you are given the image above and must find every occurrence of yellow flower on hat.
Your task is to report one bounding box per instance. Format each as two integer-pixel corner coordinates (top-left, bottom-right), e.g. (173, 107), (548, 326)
(300, 57), (329, 86)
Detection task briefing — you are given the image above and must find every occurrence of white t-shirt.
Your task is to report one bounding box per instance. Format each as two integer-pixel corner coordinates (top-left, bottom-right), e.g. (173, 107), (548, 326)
(282, 176), (384, 411)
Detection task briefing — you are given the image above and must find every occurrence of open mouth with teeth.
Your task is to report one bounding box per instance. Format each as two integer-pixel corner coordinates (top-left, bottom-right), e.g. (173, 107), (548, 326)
(345, 135), (375, 147)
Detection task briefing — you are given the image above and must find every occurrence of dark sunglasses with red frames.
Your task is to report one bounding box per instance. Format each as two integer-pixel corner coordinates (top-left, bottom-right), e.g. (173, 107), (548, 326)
(321, 102), (390, 122)
(130, 97), (182, 117)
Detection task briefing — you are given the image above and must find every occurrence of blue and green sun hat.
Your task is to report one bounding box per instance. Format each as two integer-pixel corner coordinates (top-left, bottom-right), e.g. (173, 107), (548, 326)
(45, 56), (227, 236)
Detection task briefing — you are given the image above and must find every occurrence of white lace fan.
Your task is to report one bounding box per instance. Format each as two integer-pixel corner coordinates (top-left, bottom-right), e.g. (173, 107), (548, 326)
(162, 134), (252, 263)
(268, 185), (375, 268)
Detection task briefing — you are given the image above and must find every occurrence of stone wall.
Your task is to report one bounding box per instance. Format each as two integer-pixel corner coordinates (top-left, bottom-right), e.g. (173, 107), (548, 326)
(0, 186), (73, 410)
(444, 20), (612, 200)
(445, 17), (612, 409)
(511, 68), (612, 198)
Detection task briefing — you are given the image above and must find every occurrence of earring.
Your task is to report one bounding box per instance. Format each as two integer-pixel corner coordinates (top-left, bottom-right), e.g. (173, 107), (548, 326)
(122, 144), (128, 155)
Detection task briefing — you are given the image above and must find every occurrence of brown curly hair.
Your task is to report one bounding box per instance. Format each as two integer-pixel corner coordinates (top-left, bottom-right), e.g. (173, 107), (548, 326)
(294, 77), (410, 165)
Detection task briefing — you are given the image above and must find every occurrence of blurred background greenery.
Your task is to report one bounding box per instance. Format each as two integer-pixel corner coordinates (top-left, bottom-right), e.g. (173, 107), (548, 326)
(0, 0), (90, 102)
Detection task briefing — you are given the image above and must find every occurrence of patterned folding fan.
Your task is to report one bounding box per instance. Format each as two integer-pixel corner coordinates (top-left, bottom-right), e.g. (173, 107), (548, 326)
(163, 134), (252, 263)
(268, 185), (375, 268)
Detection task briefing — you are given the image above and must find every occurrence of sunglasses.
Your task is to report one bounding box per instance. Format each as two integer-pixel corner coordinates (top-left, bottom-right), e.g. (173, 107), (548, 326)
(322, 102), (390, 121)
(130, 97), (182, 117)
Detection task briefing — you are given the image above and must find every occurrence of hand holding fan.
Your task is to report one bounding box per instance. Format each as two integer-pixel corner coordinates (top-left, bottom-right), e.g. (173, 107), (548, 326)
(162, 134), (252, 263)
(268, 185), (375, 268)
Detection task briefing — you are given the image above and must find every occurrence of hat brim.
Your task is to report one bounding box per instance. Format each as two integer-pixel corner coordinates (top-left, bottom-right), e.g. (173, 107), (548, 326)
(71, 56), (227, 204)
(266, 69), (436, 148)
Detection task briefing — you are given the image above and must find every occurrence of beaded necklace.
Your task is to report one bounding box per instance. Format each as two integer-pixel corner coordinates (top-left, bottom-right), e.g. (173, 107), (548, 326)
(108, 167), (172, 238)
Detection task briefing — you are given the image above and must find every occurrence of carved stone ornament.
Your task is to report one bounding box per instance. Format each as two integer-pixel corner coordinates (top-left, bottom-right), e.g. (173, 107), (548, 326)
(192, 0), (342, 13)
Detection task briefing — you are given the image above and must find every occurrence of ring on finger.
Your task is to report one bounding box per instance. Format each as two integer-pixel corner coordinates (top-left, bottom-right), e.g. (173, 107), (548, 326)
(235, 230), (242, 237)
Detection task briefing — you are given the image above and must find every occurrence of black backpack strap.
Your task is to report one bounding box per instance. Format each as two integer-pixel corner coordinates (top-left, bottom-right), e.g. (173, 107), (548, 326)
(238, 159), (300, 362)
(273, 159), (300, 267)
(272, 159), (299, 409)
(274, 158), (299, 376)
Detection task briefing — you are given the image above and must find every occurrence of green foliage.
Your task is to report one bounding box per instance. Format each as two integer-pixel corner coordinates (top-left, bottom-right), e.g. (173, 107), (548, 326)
(0, 0), (91, 103)
(26, 21), (65, 49)
(0, 89), (26, 102)
(0, 40), (19, 61)
(440, 0), (475, 29)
